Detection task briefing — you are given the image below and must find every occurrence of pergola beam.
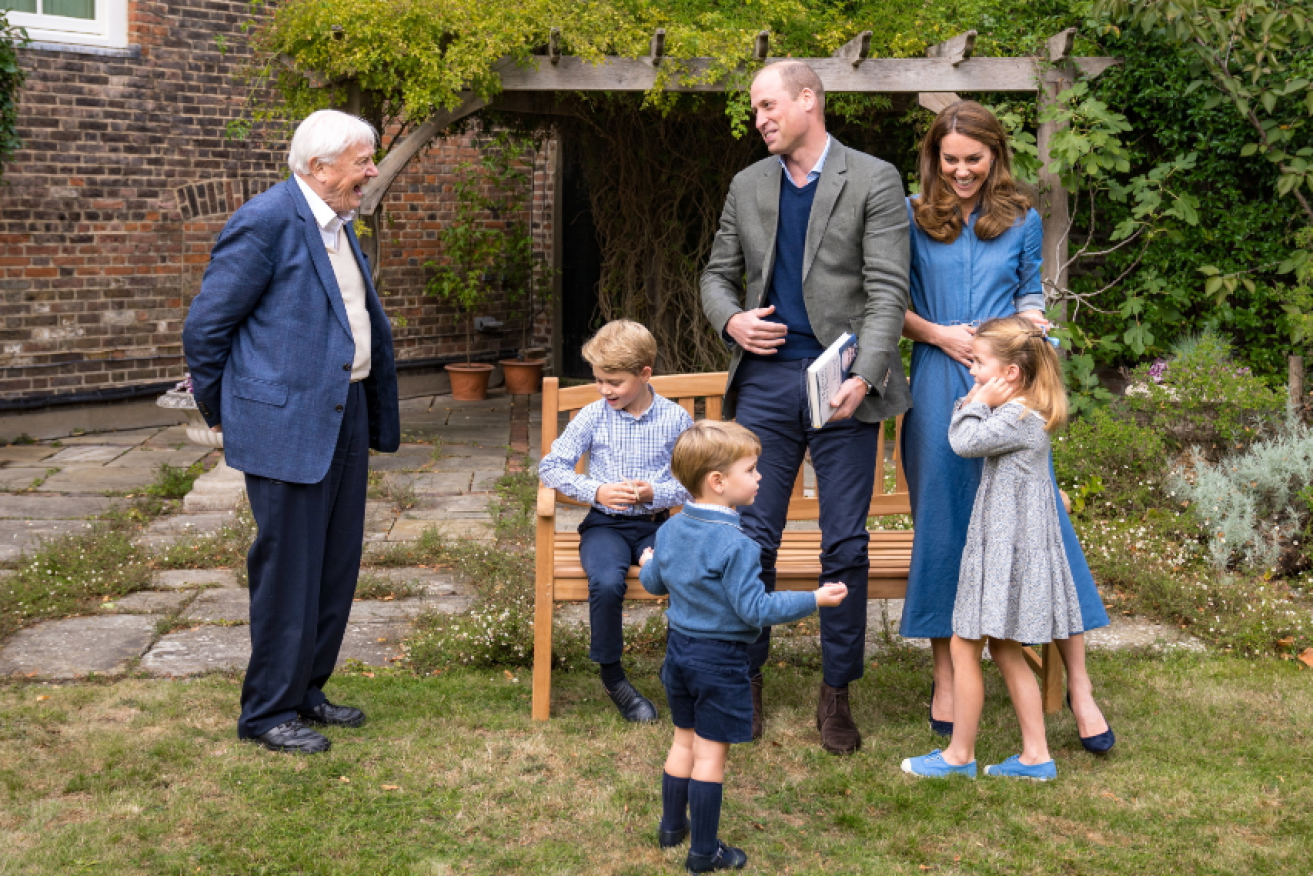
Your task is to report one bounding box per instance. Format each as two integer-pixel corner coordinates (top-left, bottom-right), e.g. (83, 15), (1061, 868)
(833, 30), (872, 67)
(495, 55), (1113, 93)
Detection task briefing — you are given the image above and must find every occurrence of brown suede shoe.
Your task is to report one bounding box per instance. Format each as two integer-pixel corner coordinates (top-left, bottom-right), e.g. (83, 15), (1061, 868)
(749, 673), (764, 741)
(817, 682), (862, 755)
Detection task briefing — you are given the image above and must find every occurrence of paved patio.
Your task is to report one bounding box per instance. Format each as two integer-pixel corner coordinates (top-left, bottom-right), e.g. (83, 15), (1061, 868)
(0, 388), (1204, 682)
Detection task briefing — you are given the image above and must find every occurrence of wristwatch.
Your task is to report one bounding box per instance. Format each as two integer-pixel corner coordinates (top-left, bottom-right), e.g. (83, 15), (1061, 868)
(856, 374), (874, 395)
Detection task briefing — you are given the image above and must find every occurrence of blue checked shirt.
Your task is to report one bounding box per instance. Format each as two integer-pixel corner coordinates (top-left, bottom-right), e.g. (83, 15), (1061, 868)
(538, 389), (693, 513)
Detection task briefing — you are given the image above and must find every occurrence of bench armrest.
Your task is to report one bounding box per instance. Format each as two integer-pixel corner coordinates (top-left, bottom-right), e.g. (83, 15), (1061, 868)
(537, 484), (558, 519)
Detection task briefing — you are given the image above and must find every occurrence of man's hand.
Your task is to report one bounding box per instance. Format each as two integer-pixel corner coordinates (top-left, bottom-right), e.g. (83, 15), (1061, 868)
(211, 424), (222, 433)
(935, 323), (976, 367)
(726, 306), (788, 355)
(826, 376), (868, 422)
(596, 482), (639, 511)
(627, 480), (654, 504)
(815, 582), (849, 607)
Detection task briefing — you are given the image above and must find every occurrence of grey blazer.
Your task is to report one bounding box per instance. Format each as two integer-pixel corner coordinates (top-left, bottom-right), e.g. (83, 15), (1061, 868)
(701, 137), (912, 423)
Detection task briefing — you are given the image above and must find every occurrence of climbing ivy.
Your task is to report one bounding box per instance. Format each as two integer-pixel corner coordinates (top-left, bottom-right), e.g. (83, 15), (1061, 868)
(0, 12), (28, 182)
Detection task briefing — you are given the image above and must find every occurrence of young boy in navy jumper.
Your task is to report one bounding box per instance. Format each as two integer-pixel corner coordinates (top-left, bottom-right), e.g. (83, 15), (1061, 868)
(539, 320), (693, 722)
(639, 420), (848, 872)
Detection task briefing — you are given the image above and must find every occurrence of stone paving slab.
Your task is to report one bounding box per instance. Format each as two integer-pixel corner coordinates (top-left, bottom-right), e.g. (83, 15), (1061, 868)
(0, 467), (47, 490)
(142, 513), (235, 536)
(139, 624), (249, 675)
(107, 591), (195, 615)
(105, 447), (213, 468)
(37, 466), (158, 493)
(391, 472), (473, 494)
(152, 568), (241, 590)
(367, 445), (439, 472)
(0, 614), (158, 679)
(430, 427), (509, 445)
(0, 445), (59, 465)
(0, 495), (119, 519)
(345, 599), (432, 621)
(388, 518), (494, 542)
(141, 425), (192, 448)
(470, 470), (506, 492)
(184, 588), (250, 624)
(45, 445), (128, 464)
(59, 427), (165, 446)
(338, 621), (409, 667)
(0, 519), (96, 562)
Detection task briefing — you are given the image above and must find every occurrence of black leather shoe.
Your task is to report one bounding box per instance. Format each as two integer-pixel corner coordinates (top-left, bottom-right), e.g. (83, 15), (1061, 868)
(249, 719), (331, 754)
(686, 840), (748, 873)
(604, 679), (659, 723)
(299, 701), (367, 728)
(659, 823), (689, 849)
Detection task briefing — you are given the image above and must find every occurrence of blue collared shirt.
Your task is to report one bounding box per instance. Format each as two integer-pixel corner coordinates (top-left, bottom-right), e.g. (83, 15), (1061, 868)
(777, 135), (833, 189)
(538, 388), (693, 513)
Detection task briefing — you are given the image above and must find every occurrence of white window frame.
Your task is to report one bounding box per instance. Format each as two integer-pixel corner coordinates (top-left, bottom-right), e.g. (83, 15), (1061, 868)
(5, 0), (128, 50)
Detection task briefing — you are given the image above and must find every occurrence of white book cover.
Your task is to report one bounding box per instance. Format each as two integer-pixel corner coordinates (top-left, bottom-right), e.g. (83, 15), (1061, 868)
(805, 333), (858, 429)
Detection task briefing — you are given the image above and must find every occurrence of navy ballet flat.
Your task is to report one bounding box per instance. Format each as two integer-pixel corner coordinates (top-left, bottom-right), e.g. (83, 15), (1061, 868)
(928, 682), (953, 738)
(1067, 692), (1115, 754)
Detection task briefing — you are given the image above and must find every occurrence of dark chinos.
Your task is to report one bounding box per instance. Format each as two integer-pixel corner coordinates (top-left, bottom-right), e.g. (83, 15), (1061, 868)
(734, 359), (878, 686)
(240, 381), (369, 737)
(578, 509), (667, 664)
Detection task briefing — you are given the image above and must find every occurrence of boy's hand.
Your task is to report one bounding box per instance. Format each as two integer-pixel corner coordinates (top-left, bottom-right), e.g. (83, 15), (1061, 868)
(639, 546), (654, 568)
(974, 376), (1012, 408)
(815, 582), (848, 607)
(596, 482), (638, 510)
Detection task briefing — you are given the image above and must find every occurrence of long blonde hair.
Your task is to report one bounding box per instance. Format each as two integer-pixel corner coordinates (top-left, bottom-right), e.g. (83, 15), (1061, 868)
(974, 315), (1068, 432)
(912, 100), (1031, 244)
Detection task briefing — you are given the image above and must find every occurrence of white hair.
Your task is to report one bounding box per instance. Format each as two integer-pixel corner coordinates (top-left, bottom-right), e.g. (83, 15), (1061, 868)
(287, 110), (378, 175)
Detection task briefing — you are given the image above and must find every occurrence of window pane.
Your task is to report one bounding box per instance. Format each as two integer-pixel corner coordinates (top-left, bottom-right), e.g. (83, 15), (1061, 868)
(45, 0), (96, 18)
(0, 1), (40, 13)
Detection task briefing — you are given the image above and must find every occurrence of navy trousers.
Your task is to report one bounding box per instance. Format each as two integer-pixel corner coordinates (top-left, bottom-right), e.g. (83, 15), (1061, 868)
(577, 509), (664, 665)
(238, 381), (369, 738)
(733, 357), (879, 688)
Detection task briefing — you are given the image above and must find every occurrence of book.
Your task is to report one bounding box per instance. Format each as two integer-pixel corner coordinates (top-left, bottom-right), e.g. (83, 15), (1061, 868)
(805, 332), (858, 429)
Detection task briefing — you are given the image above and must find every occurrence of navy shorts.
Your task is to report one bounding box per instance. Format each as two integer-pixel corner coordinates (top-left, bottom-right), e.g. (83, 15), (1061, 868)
(661, 629), (754, 744)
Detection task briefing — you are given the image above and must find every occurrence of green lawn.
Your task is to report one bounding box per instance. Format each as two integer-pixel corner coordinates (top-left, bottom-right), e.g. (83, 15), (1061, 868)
(2, 648), (1310, 875)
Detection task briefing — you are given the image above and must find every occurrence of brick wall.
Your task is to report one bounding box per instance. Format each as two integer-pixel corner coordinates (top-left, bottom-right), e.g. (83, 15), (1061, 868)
(0, 1), (555, 406)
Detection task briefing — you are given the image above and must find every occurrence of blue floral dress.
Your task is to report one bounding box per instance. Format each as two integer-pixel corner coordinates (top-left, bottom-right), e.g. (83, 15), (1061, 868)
(897, 199), (1109, 639)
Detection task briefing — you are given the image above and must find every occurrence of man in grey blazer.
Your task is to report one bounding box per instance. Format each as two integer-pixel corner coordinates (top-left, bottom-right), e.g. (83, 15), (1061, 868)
(184, 110), (400, 754)
(701, 62), (911, 755)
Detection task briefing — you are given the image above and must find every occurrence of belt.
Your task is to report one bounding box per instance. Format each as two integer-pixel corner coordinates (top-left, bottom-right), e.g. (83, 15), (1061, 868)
(595, 508), (670, 523)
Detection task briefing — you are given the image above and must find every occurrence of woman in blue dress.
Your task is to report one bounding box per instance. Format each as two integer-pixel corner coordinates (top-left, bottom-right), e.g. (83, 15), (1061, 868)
(898, 101), (1114, 752)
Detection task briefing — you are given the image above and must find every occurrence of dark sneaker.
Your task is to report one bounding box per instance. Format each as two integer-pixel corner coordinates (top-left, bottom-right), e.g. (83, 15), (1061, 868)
(249, 719), (331, 754)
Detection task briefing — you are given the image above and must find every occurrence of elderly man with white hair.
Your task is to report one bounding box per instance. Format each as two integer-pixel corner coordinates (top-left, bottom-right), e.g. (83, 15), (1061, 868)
(184, 110), (401, 753)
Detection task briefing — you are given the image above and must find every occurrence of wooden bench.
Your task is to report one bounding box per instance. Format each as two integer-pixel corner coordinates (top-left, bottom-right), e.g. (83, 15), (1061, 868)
(531, 372), (1064, 721)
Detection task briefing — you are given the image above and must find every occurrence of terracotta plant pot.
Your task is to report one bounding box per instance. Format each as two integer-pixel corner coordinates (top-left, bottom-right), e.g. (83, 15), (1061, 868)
(447, 362), (495, 400)
(499, 358), (546, 395)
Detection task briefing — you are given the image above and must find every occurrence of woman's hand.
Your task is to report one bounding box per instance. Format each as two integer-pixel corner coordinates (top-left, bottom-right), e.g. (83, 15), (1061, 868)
(1018, 309), (1048, 330)
(934, 323), (976, 367)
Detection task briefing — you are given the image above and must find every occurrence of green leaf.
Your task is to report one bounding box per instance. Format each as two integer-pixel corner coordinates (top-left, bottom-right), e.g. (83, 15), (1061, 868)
(1204, 276), (1224, 296)
(1240, 143), (1259, 157)
(1198, 265), (1220, 276)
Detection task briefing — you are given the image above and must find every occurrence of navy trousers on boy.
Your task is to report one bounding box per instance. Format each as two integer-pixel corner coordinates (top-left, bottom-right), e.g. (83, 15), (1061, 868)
(733, 357), (878, 688)
(237, 381), (370, 739)
(578, 509), (665, 664)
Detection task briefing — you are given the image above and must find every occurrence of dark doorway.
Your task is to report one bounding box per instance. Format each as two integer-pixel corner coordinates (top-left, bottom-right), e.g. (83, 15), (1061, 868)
(558, 134), (603, 380)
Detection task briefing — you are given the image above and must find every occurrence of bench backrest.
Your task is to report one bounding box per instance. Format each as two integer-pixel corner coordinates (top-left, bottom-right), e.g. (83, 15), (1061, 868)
(540, 374), (909, 518)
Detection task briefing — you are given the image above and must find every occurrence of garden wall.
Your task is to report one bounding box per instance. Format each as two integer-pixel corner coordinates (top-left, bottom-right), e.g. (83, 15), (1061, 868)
(0, 0), (554, 410)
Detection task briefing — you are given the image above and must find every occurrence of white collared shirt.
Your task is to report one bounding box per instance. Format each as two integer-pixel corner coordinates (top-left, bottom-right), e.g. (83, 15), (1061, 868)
(777, 134), (832, 189)
(294, 174), (355, 252)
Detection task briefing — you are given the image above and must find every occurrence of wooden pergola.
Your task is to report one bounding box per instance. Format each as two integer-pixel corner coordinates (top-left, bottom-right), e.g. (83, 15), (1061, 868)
(341, 28), (1117, 311)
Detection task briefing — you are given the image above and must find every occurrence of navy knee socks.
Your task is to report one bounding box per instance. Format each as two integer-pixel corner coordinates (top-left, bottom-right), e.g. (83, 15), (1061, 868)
(688, 778), (724, 856)
(660, 771), (690, 832)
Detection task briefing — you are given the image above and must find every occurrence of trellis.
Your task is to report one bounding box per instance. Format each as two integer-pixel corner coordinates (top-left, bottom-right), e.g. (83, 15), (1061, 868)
(331, 28), (1117, 331)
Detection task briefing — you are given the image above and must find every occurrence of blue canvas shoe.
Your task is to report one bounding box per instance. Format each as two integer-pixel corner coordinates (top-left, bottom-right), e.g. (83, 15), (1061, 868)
(900, 749), (977, 778)
(984, 754), (1057, 781)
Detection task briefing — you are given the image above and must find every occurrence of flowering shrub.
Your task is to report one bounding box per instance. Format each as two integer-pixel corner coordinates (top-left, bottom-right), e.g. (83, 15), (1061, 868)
(1123, 331), (1283, 459)
(1054, 404), (1169, 517)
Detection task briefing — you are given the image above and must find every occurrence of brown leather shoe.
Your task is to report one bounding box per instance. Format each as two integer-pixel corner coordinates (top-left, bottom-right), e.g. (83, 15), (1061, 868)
(817, 682), (862, 755)
(749, 673), (764, 741)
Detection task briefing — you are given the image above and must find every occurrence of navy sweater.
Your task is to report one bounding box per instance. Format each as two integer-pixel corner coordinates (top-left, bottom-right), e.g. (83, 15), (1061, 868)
(639, 505), (818, 643)
(758, 176), (825, 359)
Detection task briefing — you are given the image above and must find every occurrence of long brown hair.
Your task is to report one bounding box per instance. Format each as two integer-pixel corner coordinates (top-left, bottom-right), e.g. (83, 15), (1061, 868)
(912, 100), (1031, 244)
(974, 315), (1068, 433)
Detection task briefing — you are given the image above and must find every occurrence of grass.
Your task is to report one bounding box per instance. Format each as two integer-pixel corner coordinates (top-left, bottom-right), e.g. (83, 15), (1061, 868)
(0, 650), (1310, 874)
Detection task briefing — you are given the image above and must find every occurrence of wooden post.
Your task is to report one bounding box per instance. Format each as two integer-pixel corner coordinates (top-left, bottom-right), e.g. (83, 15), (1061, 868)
(1037, 29), (1077, 317)
(918, 31), (975, 113)
(1292, 355), (1306, 413)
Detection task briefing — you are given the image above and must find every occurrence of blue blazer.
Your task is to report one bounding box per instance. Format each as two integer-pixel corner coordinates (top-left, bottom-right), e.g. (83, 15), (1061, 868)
(183, 178), (401, 484)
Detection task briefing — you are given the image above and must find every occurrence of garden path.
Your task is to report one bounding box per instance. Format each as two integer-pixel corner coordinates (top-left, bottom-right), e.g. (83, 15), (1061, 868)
(0, 390), (1203, 681)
